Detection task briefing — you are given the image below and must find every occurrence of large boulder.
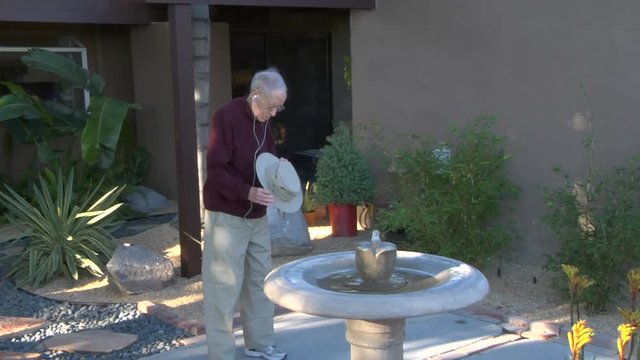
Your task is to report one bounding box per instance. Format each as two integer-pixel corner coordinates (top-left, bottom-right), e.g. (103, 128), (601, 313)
(268, 207), (312, 256)
(106, 243), (175, 295)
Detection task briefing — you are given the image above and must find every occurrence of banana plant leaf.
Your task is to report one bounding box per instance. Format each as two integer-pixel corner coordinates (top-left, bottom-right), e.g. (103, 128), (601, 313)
(0, 81), (31, 98)
(81, 96), (142, 169)
(21, 48), (105, 95)
(42, 101), (87, 136)
(35, 142), (64, 164)
(3, 118), (49, 143)
(0, 94), (42, 122)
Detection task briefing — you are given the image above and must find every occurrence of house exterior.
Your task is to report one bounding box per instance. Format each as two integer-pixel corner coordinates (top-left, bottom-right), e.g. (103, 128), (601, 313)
(2, 0), (639, 272)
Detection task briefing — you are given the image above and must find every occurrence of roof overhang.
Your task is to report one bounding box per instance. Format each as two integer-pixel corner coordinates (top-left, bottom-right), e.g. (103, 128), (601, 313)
(0, 0), (167, 25)
(0, 0), (373, 25)
(147, 0), (375, 9)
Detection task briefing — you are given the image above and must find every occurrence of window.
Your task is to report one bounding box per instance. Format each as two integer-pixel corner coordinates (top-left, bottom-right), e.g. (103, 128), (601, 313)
(0, 41), (89, 110)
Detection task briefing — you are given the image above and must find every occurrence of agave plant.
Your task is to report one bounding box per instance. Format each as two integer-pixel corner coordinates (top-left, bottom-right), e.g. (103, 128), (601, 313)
(0, 168), (124, 287)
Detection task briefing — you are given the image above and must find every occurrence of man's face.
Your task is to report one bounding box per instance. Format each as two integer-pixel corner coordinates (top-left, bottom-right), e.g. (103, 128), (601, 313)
(253, 90), (286, 123)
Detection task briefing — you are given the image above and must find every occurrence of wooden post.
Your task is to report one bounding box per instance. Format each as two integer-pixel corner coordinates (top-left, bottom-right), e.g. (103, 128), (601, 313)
(168, 3), (202, 277)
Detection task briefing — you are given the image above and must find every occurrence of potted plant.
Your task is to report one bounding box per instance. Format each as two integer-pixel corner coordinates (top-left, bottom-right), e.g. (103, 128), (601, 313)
(302, 181), (316, 226)
(314, 123), (374, 237)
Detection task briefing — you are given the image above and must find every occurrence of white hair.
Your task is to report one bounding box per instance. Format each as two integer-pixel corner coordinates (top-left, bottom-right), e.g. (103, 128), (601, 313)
(250, 68), (287, 96)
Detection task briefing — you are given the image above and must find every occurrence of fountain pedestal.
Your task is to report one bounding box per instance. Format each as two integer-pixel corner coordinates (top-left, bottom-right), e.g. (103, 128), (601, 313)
(264, 237), (489, 360)
(346, 319), (405, 360)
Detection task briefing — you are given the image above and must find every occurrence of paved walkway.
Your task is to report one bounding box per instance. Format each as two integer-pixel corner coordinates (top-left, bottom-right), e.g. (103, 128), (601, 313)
(141, 309), (618, 360)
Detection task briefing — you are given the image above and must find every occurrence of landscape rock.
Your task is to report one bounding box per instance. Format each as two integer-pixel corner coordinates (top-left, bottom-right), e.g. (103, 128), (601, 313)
(106, 243), (175, 295)
(41, 329), (138, 353)
(121, 186), (173, 214)
(268, 207), (312, 256)
(0, 350), (41, 359)
(0, 316), (48, 340)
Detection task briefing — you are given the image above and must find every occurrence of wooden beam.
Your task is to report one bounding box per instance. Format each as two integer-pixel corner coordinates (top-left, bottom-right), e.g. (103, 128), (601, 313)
(168, 4), (203, 277)
(147, 0), (375, 9)
(0, 0), (166, 24)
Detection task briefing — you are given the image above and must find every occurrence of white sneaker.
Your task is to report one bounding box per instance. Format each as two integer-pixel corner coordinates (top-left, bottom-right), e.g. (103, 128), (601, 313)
(244, 345), (287, 360)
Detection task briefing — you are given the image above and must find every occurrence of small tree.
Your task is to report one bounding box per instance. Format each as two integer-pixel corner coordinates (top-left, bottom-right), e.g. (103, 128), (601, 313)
(314, 122), (374, 205)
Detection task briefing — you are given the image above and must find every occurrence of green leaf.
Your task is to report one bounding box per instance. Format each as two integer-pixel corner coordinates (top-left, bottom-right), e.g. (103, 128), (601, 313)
(42, 100), (87, 135)
(21, 48), (98, 92)
(0, 94), (41, 121)
(0, 81), (31, 98)
(65, 252), (78, 280)
(87, 186), (121, 211)
(81, 97), (141, 169)
(86, 203), (123, 225)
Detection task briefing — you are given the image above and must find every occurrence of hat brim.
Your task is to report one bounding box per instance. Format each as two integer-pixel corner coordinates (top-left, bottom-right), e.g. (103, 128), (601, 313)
(256, 153), (303, 213)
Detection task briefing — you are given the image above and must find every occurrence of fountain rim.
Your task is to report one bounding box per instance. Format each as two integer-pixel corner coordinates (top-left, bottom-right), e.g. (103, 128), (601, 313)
(264, 250), (489, 320)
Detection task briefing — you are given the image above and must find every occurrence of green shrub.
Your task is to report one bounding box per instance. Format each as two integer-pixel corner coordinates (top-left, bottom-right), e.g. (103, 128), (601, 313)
(378, 117), (519, 264)
(314, 123), (374, 205)
(542, 146), (640, 311)
(0, 167), (124, 288)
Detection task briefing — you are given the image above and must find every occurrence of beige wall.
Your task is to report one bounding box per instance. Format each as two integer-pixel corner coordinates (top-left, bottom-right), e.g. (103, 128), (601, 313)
(131, 22), (232, 200)
(350, 0), (640, 264)
(131, 23), (177, 199)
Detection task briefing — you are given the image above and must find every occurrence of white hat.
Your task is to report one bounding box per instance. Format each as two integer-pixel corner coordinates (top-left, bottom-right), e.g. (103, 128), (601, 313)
(256, 153), (303, 213)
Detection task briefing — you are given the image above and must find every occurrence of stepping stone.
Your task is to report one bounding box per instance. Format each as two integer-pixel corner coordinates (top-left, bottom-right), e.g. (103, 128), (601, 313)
(0, 316), (48, 340)
(41, 329), (138, 353)
(0, 351), (41, 359)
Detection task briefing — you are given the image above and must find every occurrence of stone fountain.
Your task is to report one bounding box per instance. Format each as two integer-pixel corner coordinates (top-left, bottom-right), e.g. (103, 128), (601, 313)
(264, 230), (489, 360)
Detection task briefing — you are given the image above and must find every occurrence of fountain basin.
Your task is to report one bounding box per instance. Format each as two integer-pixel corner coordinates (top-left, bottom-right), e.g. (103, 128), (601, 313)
(265, 251), (489, 320)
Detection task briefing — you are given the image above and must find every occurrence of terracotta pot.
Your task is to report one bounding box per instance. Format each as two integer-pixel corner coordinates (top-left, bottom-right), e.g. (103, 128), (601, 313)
(328, 203), (357, 237)
(314, 205), (328, 220)
(303, 211), (316, 226)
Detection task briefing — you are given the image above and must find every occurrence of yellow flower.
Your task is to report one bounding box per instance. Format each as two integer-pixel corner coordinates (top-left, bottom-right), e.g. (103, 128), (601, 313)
(567, 320), (594, 360)
(617, 323), (636, 360)
(562, 264), (594, 299)
(627, 268), (640, 297)
(562, 264), (579, 279)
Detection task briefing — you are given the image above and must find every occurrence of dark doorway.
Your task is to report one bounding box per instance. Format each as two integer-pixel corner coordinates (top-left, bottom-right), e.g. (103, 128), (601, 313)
(230, 33), (332, 184)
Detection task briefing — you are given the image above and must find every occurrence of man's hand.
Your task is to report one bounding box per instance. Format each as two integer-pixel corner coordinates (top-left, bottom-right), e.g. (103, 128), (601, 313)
(249, 187), (274, 206)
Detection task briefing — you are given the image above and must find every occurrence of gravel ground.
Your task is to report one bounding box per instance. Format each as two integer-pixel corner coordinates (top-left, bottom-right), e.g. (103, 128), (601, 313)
(0, 279), (192, 359)
(0, 214), (194, 359)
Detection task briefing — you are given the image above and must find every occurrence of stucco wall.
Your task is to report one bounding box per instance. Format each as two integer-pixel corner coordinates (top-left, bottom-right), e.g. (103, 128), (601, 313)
(350, 0), (640, 264)
(131, 22), (232, 200)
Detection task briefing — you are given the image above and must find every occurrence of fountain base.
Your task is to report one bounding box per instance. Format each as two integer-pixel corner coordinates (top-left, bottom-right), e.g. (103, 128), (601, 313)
(346, 318), (405, 360)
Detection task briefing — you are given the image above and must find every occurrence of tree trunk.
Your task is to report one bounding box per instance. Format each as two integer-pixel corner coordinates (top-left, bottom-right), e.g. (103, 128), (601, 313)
(191, 5), (210, 231)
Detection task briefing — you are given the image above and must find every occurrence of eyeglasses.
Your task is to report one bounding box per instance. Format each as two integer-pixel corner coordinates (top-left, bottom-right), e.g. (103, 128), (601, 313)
(265, 104), (285, 113)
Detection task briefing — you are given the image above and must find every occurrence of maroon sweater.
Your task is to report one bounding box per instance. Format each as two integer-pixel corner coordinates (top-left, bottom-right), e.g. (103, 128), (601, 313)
(203, 97), (276, 218)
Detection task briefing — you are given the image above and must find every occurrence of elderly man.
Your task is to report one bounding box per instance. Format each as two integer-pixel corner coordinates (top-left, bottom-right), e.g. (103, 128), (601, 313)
(202, 68), (288, 360)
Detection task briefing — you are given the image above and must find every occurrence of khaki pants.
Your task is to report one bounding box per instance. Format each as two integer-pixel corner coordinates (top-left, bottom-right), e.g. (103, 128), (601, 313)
(202, 211), (274, 360)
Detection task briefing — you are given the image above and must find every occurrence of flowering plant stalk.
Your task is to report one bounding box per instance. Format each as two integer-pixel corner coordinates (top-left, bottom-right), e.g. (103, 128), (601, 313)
(567, 319), (594, 360)
(562, 264), (594, 325)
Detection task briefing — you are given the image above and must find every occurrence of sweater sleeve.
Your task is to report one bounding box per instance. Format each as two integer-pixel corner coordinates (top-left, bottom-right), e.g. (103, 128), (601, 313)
(206, 110), (252, 201)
